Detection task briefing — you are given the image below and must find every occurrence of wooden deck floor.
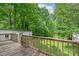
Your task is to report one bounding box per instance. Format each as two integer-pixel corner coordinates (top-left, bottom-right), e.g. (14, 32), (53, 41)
(0, 40), (45, 56)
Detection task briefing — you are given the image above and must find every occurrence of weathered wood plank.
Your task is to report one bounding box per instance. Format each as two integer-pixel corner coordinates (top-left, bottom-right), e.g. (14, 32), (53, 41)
(0, 41), (45, 56)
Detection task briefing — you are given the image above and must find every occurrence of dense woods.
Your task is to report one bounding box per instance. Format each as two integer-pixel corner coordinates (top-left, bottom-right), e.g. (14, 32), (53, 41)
(55, 4), (79, 39)
(0, 3), (79, 39)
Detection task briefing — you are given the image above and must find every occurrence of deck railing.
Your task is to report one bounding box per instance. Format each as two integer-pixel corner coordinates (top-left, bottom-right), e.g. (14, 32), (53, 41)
(21, 35), (79, 56)
(0, 34), (10, 41)
(10, 33), (18, 42)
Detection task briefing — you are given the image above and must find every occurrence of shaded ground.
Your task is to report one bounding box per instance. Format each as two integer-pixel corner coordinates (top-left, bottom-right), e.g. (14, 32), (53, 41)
(0, 40), (46, 56)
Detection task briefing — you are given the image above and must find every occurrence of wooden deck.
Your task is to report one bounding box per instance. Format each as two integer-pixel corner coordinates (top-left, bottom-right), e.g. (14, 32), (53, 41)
(0, 40), (45, 56)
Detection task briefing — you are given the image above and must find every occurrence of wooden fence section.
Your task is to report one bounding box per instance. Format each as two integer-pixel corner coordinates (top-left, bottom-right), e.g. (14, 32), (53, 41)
(21, 35), (79, 56)
(10, 33), (18, 42)
(0, 34), (10, 41)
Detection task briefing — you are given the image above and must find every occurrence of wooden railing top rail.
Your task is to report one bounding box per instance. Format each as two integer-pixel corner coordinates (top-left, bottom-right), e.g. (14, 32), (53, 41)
(22, 35), (79, 44)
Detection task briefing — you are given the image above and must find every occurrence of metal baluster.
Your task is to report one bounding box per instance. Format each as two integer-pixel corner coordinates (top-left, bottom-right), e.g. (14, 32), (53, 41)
(78, 44), (79, 56)
(44, 39), (47, 53)
(47, 39), (49, 54)
(36, 37), (38, 48)
(67, 43), (70, 56)
(73, 43), (74, 56)
(54, 41), (56, 55)
(40, 39), (42, 51)
(34, 38), (36, 47)
(25, 36), (27, 47)
(62, 42), (64, 56)
(34, 37), (35, 47)
(31, 37), (33, 46)
(57, 41), (59, 56)
(48, 40), (50, 54)
(37, 38), (40, 51)
(50, 40), (52, 55)
(52, 41), (55, 56)
(44, 39), (46, 52)
(33, 37), (34, 47)
(41, 39), (42, 51)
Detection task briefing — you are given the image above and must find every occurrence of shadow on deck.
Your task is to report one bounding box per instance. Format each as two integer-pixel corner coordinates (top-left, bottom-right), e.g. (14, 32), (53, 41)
(0, 40), (46, 56)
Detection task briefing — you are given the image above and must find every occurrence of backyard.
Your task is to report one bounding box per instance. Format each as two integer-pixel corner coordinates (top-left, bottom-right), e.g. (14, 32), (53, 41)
(0, 3), (79, 56)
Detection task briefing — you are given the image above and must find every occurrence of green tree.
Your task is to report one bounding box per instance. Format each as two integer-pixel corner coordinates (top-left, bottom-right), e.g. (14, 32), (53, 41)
(54, 3), (79, 39)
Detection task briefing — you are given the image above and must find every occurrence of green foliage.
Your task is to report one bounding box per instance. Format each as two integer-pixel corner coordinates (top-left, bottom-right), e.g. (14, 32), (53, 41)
(0, 3), (54, 37)
(54, 4), (79, 39)
(1, 3), (79, 39)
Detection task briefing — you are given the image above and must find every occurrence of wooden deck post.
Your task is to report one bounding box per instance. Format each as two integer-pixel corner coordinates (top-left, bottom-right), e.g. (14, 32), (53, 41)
(21, 35), (29, 48)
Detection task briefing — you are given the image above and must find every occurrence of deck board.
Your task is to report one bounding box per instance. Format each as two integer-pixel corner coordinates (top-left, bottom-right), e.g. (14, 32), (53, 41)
(0, 40), (45, 56)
